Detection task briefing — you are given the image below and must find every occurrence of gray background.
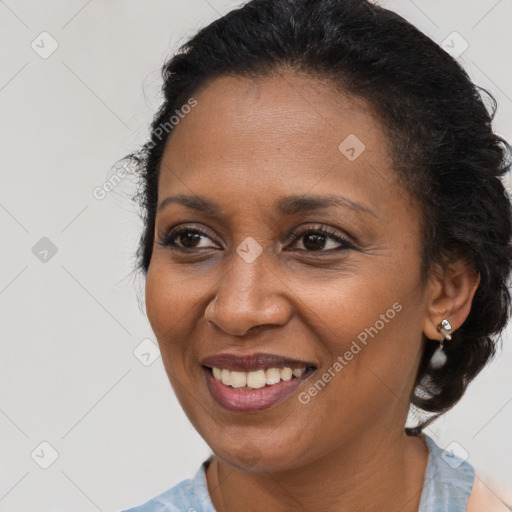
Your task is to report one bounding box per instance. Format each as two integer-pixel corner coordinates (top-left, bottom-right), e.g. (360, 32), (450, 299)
(1, 0), (511, 510)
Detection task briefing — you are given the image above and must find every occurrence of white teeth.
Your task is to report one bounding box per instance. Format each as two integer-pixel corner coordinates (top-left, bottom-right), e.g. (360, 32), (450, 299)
(230, 371), (247, 388)
(280, 368), (293, 381)
(211, 366), (307, 388)
(221, 369), (231, 386)
(265, 368), (281, 385)
(246, 370), (266, 389)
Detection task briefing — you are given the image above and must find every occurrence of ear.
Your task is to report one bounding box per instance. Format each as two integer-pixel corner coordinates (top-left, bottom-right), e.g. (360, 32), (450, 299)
(423, 258), (480, 341)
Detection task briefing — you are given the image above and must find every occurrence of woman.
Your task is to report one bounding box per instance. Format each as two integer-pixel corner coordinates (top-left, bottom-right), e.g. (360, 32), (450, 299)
(122, 0), (512, 510)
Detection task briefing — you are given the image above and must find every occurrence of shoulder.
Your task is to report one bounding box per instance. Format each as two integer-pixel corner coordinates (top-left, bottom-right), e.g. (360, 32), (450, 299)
(121, 462), (214, 512)
(466, 476), (511, 512)
(121, 477), (195, 512)
(420, 435), (511, 512)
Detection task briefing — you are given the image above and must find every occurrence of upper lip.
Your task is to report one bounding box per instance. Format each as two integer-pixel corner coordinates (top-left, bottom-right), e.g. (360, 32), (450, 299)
(200, 353), (316, 372)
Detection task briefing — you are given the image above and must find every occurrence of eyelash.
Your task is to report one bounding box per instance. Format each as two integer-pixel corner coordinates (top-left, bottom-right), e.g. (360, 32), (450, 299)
(158, 225), (355, 253)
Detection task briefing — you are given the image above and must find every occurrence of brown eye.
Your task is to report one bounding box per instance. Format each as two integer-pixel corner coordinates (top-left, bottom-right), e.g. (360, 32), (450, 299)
(176, 231), (204, 248)
(288, 227), (354, 252)
(159, 227), (218, 250)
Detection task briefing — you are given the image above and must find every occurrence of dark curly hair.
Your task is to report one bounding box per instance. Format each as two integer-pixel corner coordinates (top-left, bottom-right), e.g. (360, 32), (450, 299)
(125, 0), (512, 432)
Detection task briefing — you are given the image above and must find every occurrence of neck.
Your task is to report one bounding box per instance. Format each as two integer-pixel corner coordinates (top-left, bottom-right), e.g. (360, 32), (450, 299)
(207, 429), (428, 512)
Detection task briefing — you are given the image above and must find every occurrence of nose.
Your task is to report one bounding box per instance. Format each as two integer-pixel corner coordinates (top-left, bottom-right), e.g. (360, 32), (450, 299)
(204, 253), (293, 337)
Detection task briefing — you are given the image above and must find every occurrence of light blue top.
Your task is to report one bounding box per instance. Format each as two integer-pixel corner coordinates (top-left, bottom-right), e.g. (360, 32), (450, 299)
(122, 434), (474, 511)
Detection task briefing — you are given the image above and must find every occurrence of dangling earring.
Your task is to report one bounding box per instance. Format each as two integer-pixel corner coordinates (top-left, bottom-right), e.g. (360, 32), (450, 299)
(430, 319), (452, 369)
(436, 319), (452, 349)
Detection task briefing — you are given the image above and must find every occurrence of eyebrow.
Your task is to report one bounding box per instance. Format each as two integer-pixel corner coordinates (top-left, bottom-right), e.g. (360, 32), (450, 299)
(157, 193), (375, 217)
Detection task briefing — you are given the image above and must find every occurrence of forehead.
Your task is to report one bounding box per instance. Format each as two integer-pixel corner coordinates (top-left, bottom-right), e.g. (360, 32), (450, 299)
(158, 72), (401, 216)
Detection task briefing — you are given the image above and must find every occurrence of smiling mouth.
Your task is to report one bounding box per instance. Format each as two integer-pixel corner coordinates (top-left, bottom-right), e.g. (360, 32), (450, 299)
(208, 366), (314, 389)
(201, 353), (317, 412)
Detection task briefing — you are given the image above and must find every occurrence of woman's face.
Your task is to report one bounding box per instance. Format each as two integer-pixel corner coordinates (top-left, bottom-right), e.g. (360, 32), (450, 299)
(145, 72), (432, 472)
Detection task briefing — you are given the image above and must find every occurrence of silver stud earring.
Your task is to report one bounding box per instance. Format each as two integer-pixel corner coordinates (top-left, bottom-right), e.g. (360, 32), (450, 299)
(436, 319), (452, 349)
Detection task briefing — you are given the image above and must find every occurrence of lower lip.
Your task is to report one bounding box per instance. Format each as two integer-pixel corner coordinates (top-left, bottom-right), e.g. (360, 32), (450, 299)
(203, 368), (313, 413)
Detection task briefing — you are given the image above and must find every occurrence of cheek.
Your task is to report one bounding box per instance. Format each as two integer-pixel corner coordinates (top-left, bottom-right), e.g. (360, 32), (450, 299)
(144, 264), (203, 403)
(295, 271), (406, 347)
(144, 262), (199, 379)
(145, 268), (172, 341)
(145, 258), (204, 338)
(300, 266), (425, 395)
(311, 289), (424, 415)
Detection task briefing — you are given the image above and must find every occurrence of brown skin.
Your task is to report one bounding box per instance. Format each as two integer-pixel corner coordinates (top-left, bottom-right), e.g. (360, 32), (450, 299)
(145, 72), (479, 512)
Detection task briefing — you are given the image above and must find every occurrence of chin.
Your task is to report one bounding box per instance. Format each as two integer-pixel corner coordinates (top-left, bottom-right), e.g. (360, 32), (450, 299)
(202, 427), (314, 473)
(214, 446), (296, 473)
